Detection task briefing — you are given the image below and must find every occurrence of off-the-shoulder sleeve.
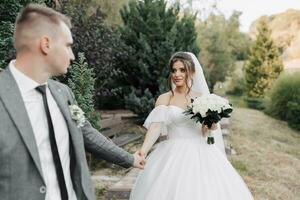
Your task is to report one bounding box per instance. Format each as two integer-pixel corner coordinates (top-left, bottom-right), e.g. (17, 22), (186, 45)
(143, 105), (170, 135)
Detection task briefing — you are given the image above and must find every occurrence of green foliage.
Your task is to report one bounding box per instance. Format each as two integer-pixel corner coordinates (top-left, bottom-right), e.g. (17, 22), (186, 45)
(244, 96), (265, 110)
(265, 72), (300, 131)
(197, 11), (250, 91)
(225, 61), (246, 96)
(91, 0), (128, 26)
(0, 0), (21, 68)
(57, 0), (130, 109)
(226, 95), (247, 108)
(124, 88), (155, 120)
(226, 12), (251, 61)
(245, 18), (283, 98)
(0, 0), (45, 68)
(286, 100), (300, 131)
(119, 0), (199, 119)
(68, 53), (100, 130)
(226, 75), (245, 96)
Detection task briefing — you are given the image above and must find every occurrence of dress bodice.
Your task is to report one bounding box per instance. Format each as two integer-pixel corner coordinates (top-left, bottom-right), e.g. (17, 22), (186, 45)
(143, 105), (205, 141)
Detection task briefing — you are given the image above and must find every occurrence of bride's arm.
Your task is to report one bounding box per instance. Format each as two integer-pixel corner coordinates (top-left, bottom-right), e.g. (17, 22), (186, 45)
(140, 122), (162, 156)
(139, 92), (171, 156)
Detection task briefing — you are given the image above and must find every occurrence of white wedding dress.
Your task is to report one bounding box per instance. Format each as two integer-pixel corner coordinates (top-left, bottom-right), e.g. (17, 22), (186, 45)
(129, 105), (254, 200)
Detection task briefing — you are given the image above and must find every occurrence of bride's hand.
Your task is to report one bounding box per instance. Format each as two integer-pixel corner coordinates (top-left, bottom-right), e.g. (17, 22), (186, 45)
(133, 151), (146, 169)
(201, 122), (217, 136)
(201, 122), (209, 136)
(210, 123), (218, 130)
(138, 150), (146, 157)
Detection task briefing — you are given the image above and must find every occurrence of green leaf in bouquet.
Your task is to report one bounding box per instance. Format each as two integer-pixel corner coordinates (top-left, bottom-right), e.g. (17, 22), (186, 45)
(220, 108), (233, 118)
(190, 113), (203, 123)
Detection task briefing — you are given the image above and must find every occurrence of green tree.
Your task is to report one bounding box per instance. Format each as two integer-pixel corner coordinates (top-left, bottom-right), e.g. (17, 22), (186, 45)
(226, 11), (251, 61)
(119, 0), (199, 119)
(245, 18), (283, 98)
(68, 53), (100, 130)
(91, 0), (129, 26)
(197, 11), (251, 93)
(56, 0), (130, 109)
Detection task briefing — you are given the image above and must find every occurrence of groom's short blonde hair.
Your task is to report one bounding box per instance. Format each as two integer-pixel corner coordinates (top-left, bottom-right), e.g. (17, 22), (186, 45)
(14, 4), (71, 53)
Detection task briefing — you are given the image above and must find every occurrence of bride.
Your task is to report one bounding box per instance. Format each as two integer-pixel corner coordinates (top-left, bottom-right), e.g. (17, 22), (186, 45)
(129, 52), (254, 200)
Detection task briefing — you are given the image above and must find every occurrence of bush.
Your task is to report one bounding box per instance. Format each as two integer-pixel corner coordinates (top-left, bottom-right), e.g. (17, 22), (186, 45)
(226, 75), (245, 96)
(287, 101), (300, 131)
(124, 88), (155, 121)
(265, 72), (300, 131)
(67, 53), (100, 130)
(244, 96), (265, 110)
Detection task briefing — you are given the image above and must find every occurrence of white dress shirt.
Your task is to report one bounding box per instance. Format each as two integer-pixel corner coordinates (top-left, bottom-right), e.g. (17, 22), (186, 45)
(9, 60), (77, 200)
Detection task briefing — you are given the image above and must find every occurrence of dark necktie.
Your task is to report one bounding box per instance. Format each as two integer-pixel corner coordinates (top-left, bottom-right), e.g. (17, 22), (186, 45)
(36, 85), (68, 200)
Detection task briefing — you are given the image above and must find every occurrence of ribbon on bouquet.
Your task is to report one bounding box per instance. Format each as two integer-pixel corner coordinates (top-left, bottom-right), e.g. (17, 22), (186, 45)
(207, 136), (215, 144)
(207, 130), (215, 145)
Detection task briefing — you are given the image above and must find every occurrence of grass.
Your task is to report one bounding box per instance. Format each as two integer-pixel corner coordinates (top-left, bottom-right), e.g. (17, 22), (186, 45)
(228, 107), (300, 200)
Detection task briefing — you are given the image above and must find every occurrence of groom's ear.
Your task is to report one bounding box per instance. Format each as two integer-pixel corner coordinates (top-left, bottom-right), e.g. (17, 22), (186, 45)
(40, 35), (51, 55)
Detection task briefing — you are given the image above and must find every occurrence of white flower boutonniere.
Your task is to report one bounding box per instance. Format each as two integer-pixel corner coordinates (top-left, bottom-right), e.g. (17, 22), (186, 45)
(69, 104), (86, 128)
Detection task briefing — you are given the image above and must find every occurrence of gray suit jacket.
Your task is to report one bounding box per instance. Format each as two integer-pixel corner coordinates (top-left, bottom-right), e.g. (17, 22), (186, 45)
(0, 67), (134, 200)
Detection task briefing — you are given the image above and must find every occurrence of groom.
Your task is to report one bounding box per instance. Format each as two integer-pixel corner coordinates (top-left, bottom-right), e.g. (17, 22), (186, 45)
(0, 4), (145, 200)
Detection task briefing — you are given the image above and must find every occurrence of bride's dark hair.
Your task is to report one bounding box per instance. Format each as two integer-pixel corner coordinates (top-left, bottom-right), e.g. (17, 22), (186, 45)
(168, 52), (195, 96)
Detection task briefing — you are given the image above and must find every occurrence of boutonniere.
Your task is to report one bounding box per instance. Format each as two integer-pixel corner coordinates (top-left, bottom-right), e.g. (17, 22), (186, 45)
(68, 101), (86, 128)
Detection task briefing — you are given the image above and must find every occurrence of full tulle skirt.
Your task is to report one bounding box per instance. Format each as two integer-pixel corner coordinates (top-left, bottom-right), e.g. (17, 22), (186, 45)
(129, 138), (254, 200)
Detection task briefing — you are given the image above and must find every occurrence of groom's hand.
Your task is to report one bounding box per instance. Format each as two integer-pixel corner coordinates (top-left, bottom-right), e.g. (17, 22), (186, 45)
(133, 151), (146, 169)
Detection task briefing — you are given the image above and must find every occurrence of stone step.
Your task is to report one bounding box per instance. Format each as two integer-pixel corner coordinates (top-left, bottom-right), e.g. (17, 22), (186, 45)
(101, 128), (116, 138)
(100, 110), (136, 120)
(101, 116), (122, 129)
(112, 133), (142, 147)
(105, 168), (140, 200)
(225, 146), (237, 156)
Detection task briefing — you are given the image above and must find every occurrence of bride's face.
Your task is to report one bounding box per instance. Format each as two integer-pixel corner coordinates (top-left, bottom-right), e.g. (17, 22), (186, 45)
(171, 60), (187, 87)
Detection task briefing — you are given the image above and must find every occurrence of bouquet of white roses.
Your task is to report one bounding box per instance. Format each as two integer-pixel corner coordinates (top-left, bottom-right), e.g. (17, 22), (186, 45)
(183, 94), (233, 144)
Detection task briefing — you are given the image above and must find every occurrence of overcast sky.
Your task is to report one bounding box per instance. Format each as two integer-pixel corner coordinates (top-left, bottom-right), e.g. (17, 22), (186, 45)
(191, 0), (300, 32)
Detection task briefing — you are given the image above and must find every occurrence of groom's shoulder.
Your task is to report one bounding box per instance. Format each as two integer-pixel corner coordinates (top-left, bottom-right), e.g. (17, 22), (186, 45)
(0, 68), (4, 78)
(0, 67), (10, 84)
(155, 91), (172, 106)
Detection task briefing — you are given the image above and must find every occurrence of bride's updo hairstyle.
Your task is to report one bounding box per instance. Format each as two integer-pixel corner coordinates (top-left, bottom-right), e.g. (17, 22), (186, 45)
(168, 52), (195, 95)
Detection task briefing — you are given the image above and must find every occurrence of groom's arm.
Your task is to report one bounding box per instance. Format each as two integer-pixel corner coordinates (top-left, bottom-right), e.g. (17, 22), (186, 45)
(63, 84), (134, 168)
(80, 121), (134, 168)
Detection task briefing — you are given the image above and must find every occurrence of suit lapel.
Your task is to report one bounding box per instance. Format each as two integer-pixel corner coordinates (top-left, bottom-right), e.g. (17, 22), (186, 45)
(0, 68), (44, 180)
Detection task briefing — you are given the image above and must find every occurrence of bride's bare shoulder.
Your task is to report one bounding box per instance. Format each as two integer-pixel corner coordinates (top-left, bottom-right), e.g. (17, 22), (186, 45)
(155, 91), (172, 107)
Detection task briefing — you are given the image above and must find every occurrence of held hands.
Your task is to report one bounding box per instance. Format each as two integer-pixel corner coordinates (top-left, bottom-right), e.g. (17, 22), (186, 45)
(133, 151), (146, 169)
(201, 122), (217, 136)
